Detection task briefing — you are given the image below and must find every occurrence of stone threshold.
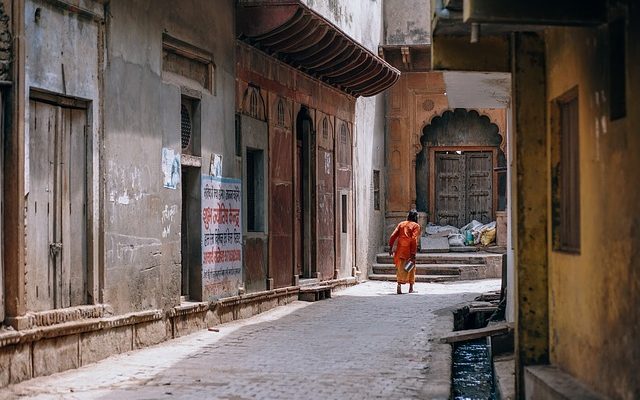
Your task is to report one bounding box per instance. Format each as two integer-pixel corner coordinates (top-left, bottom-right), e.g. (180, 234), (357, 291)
(0, 277), (358, 387)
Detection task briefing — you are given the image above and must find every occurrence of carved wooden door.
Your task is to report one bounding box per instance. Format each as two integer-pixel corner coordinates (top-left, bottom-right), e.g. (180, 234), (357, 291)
(466, 152), (493, 223)
(434, 151), (493, 227)
(435, 153), (466, 227)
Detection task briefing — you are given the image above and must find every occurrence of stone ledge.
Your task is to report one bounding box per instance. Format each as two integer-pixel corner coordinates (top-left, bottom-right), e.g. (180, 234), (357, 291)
(0, 309), (163, 348)
(525, 365), (607, 400)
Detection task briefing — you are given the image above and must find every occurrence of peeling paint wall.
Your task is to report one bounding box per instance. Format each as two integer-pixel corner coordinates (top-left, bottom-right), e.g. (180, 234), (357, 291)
(545, 13), (640, 398)
(103, 0), (236, 314)
(383, 0), (431, 45)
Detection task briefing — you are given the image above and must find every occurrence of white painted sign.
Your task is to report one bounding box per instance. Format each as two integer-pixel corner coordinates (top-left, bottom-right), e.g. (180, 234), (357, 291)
(201, 176), (242, 300)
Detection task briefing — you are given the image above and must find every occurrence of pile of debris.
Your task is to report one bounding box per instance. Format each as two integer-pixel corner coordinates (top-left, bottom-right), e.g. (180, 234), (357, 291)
(425, 220), (497, 248)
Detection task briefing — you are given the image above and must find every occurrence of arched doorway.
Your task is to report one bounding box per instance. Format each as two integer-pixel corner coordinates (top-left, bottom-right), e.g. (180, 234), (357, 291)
(295, 106), (315, 279)
(416, 108), (506, 227)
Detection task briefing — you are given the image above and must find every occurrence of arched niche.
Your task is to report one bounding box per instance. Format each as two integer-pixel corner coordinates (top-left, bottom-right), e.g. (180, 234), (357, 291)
(415, 108), (507, 221)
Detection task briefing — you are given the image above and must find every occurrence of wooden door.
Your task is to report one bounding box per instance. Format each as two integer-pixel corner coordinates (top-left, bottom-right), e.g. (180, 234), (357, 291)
(434, 153), (466, 227)
(434, 151), (494, 227)
(26, 100), (87, 311)
(466, 152), (493, 223)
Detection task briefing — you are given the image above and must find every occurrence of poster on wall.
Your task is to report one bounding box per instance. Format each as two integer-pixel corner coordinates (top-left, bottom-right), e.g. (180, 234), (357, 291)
(162, 148), (181, 189)
(209, 153), (223, 177)
(201, 175), (243, 300)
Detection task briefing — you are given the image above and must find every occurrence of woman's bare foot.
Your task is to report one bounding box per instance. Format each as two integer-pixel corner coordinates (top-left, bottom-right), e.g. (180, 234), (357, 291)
(397, 284), (402, 294)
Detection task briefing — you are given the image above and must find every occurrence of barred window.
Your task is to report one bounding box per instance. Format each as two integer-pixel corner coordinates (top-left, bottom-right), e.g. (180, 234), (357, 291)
(181, 103), (192, 150)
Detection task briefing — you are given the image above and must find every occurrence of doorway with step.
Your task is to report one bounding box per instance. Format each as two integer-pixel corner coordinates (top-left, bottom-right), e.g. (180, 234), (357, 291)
(26, 94), (90, 311)
(431, 148), (496, 227)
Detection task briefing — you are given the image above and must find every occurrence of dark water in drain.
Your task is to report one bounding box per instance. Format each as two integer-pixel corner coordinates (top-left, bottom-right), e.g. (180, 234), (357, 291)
(452, 338), (496, 400)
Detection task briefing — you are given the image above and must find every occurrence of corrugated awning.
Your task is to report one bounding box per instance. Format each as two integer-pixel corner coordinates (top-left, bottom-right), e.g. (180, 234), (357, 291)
(237, 1), (400, 97)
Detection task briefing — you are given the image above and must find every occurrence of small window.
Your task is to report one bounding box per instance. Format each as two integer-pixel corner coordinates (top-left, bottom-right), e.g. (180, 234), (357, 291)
(553, 88), (580, 253)
(341, 194), (348, 234)
(181, 97), (200, 156)
(322, 117), (329, 139)
(277, 100), (285, 126)
(235, 114), (242, 157)
(373, 170), (381, 211)
(609, 18), (626, 120)
(246, 148), (265, 232)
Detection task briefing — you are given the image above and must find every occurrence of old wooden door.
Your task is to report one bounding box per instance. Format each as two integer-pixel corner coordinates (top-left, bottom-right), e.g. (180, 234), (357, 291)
(465, 152), (493, 223)
(434, 153), (466, 227)
(434, 151), (493, 227)
(27, 99), (87, 311)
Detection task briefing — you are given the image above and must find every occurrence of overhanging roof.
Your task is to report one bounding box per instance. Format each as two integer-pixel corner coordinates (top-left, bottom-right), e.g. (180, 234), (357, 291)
(237, 1), (400, 97)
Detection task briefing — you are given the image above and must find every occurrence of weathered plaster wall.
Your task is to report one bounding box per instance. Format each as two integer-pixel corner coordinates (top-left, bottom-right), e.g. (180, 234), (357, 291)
(302, 0), (388, 273)
(103, 0), (236, 314)
(383, 0), (430, 45)
(545, 19), (640, 399)
(23, 0), (103, 311)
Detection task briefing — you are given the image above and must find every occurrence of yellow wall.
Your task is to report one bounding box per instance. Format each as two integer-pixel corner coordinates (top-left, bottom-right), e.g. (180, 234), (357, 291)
(545, 18), (640, 399)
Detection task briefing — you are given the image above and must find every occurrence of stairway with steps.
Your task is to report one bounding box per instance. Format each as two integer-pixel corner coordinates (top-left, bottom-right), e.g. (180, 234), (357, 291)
(369, 252), (503, 282)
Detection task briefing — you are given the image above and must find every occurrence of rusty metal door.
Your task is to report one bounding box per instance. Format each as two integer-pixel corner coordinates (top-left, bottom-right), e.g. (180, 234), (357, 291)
(26, 99), (88, 311)
(295, 139), (303, 278)
(434, 151), (493, 227)
(295, 108), (315, 279)
(465, 152), (493, 223)
(316, 133), (335, 281)
(269, 104), (294, 288)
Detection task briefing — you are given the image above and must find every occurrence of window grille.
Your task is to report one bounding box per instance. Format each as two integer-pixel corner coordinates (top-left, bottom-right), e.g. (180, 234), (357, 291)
(181, 103), (192, 150)
(373, 170), (381, 211)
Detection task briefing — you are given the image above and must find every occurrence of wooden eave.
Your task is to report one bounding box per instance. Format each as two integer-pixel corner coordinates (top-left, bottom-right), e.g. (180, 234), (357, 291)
(237, 1), (400, 97)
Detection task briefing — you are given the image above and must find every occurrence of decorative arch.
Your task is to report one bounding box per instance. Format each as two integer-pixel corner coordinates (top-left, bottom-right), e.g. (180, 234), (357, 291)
(415, 108), (507, 218)
(274, 97), (291, 129)
(241, 85), (266, 121)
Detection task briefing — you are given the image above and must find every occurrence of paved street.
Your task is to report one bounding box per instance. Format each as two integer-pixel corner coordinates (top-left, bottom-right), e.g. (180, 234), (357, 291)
(3, 280), (500, 400)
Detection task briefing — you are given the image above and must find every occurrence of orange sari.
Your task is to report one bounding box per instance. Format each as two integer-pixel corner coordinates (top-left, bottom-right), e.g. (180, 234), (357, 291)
(388, 221), (421, 284)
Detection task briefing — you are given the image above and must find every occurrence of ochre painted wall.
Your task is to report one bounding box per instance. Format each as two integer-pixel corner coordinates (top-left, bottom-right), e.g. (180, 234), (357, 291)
(545, 19), (640, 399)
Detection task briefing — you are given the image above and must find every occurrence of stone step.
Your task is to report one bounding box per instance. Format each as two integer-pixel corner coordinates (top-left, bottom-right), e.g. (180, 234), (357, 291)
(372, 263), (467, 276)
(371, 263), (500, 281)
(375, 253), (487, 265)
(368, 273), (460, 283)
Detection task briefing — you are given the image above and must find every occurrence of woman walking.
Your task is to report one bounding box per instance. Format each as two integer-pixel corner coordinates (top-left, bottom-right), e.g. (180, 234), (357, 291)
(388, 210), (421, 294)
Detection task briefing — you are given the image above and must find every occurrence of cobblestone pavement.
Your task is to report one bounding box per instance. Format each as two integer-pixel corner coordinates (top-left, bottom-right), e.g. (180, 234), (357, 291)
(3, 280), (501, 400)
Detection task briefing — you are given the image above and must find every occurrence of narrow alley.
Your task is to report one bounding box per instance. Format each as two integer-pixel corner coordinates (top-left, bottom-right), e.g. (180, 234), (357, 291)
(0, 0), (638, 399)
(2, 280), (500, 400)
